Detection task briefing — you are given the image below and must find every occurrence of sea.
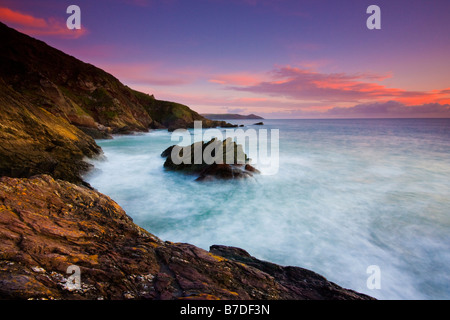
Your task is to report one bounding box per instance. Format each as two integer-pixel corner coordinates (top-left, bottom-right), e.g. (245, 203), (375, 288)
(84, 118), (450, 300)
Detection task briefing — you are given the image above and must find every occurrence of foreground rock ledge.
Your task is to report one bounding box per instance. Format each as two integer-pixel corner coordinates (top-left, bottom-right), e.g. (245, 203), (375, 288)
(0, 175), (373, 300)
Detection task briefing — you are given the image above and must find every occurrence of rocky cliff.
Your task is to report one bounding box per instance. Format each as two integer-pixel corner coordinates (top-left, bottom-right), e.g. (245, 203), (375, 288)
(0, 21), (231, 183)
(0, 76), (101, 184)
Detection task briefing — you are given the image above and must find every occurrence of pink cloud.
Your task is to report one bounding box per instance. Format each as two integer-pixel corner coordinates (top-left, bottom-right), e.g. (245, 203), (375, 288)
(209, 72), (266, 86)
(324, 101), (450, 118)
(395, 88), (450, 106)
(222, 65), (450, 105)
(0, 7), (47, 27)
(0, 7), (87, 39)
(132, 82), (450, 119)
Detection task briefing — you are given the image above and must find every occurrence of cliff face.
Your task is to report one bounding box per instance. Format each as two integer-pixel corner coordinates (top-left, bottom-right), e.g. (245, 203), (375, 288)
(0, 22), (152, 134)
(0, 22), (229, 135)
(0, 175), (372, 300)
(0, 77), (101, 184)
(0, 22), (229, 183)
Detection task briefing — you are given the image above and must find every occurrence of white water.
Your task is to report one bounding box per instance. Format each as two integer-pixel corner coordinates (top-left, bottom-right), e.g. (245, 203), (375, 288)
(84, 119), (450, 300)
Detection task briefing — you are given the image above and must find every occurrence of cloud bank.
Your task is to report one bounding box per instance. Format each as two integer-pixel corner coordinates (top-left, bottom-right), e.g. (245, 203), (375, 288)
(322, 101), (450, 119)
(203, 65), (450, 118)
(224, 66), (450, 105)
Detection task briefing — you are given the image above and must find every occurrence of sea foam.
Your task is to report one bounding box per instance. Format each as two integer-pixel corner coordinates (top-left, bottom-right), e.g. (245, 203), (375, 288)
(85, 119), (450, 299)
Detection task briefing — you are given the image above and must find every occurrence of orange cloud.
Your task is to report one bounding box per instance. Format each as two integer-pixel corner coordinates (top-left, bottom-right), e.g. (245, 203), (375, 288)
(224, 65), (450, 106)
(394, 88), (450, 106)
(0, 7), (47, 27)
(324, 101), (450, 118)
(0, 7), (87, 39)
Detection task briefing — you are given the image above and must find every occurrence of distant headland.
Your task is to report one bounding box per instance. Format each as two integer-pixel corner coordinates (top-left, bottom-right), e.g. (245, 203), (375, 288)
(201, 113), (264, 120)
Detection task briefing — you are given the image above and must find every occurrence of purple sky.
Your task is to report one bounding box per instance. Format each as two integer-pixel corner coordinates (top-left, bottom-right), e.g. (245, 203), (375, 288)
(1, 0), (450, 118)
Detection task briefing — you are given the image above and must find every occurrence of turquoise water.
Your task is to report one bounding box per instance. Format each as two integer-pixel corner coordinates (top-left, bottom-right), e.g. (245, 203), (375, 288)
(84, 118), (450, 300)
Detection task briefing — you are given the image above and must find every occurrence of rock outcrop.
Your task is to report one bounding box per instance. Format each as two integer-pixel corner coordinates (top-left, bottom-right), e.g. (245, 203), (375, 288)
(0, 22), (233, 183)
(161, 138), (260, 181)
(0, 77), (102, 184)
(0, 175), (373, 300)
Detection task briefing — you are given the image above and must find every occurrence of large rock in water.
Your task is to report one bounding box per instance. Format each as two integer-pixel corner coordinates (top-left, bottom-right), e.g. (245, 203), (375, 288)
(0, 175), (373, 300)
(161, 138), (261, 181)
(0, 21), (236, 184)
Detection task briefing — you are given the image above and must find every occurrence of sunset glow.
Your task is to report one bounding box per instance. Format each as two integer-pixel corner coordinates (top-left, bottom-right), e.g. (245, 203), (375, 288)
(1, 0), (449, 118)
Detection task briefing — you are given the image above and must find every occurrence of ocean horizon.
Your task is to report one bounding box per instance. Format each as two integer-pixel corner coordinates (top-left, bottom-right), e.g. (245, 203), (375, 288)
(85, 118), (450, 300)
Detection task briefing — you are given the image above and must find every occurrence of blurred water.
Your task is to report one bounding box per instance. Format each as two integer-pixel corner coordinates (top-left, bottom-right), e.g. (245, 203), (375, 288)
(84, 118), (450, 300)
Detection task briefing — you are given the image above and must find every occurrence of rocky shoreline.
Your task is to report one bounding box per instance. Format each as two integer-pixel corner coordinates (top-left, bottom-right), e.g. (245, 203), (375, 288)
(0, 22), (374, 300)
(0, 142), (374, 300)
(0, 175), (373, 300)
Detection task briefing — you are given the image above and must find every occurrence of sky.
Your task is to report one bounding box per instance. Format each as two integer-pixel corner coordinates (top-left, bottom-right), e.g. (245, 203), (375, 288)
(1, 0), (449, 118)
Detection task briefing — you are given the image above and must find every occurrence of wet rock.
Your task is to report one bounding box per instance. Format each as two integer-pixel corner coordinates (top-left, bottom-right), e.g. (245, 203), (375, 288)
(210, 245), (373, 300)
(0, 175), (373, 300)
(195, 163), (256, 181)
(161, 138), (260, 181)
